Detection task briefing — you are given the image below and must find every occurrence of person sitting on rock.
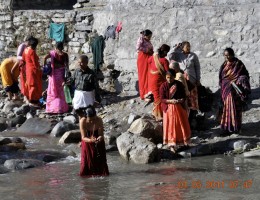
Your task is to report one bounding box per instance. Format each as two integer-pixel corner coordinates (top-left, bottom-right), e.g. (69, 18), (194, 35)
(0, 57), (20, 100)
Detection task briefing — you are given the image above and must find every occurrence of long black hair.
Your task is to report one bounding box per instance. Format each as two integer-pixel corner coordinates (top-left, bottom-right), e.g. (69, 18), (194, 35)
(158, 44), (170, 57)
(28, 37), (38, 49)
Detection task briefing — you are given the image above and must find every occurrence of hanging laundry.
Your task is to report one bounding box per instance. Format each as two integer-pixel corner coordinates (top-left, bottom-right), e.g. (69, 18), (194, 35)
(115, 21), (122, 33)
(91, 35), (105, 73)
(104, 25), (116, 40)
(49, 23), (65, 42)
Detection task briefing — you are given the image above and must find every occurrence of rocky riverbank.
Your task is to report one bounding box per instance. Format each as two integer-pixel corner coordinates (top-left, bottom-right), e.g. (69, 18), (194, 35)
(0, 86), (260, 174)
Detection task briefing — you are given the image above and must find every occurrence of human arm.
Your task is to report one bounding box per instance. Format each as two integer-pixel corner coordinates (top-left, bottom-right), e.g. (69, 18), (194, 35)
(11, 60), (20, 75)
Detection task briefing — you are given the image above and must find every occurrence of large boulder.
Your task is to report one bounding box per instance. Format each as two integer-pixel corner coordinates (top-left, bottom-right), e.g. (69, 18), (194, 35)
(0, 166), (9, 174)
(58, 130), (81, 144)
(4, 159), (44, 170)
(128, 118), (163, 144)
(50, 121), (78, 137)
(16, 118), (52, 134)
(116, 132), (160, 164)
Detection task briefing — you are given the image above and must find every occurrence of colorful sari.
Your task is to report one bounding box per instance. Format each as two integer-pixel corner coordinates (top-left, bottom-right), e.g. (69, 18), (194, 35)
(80, 130), (109, 177)
(136, 35), (153, 99)
(148, 54), (169, 121)
(46, 50), (69, 113)
(160, 81), (191, 146)
(22, 47), (42, 102)
(219, 58), (250, 133)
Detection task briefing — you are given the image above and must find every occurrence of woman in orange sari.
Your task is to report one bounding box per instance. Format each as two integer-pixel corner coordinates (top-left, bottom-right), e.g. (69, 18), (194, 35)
(22, 37), (42, 106)
(136, 29), (153, 100)
(160, 69), (191, 151)
(148, 44), (170, 121)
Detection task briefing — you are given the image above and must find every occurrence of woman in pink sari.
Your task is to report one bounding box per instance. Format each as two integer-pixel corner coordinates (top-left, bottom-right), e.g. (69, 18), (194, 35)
(43, 42), (69, 113)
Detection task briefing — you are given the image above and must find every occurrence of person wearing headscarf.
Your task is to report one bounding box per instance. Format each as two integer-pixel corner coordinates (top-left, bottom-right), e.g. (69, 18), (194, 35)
(219, 47), (251, 135)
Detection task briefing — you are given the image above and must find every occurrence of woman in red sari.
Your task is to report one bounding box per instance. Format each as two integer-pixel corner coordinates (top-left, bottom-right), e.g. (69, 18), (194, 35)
(148, 44), (170, 121)
(22, 37), (42, 106)
(136, 29), (153, 100)
(79, 105), (109, 177)
(160, 69), (191, 152)
(219, 48), (250, 135)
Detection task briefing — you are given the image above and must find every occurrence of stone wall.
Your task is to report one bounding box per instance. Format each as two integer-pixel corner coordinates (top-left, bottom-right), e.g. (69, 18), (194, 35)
(91, 0), (260, 92)
(0, 0), (259, 94)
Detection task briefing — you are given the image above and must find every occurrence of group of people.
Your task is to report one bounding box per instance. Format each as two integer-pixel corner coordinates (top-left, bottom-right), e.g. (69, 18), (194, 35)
(0, 36), (108, 177)
(136, 29), (251, 151)
(0, 29), (251, 178)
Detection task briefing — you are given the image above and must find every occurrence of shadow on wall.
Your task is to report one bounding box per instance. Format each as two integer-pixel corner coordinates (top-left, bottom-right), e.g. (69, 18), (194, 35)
(12, 0), (77, 10)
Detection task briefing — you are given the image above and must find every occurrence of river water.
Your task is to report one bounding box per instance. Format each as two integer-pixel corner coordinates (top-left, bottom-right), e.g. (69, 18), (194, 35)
(0, 133), (259, 200)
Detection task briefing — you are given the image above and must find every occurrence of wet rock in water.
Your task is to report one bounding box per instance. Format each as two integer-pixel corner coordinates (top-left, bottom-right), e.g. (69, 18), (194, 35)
(104, 131), (121, 146)
(64, 144), (81, 156)
(0, 165), (9, 174)
(180, 144), (212, 157)
(25, 150), (69, 162)
(0, 142), (26, 152)
(2, 101), (23, 114)
(243, 143), (254, 151)
(0, 137), (12, 145)
(63, 115), (77, 124)
(4, 159), (44, 170)
(0, 117), (8, 132)
(116, 132), (160, 164)
(58, 130), (81, 144)
(127, 113), (141, 125)
(106, 144), (118, 152)
(232, 140), (247, 150)
(51, 121), (78, 137)
(8, 115), (26, 127)
(16, 118), (52, 134)
(243, 149), (260, 158)
(128, 118), (163, 144)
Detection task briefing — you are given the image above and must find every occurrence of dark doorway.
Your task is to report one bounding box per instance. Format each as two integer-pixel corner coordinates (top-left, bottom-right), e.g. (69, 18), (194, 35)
(13, 0), (78, 10)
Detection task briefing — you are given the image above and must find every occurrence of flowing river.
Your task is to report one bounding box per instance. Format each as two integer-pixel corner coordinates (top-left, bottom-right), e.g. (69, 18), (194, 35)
(0, 133), (259, 200)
